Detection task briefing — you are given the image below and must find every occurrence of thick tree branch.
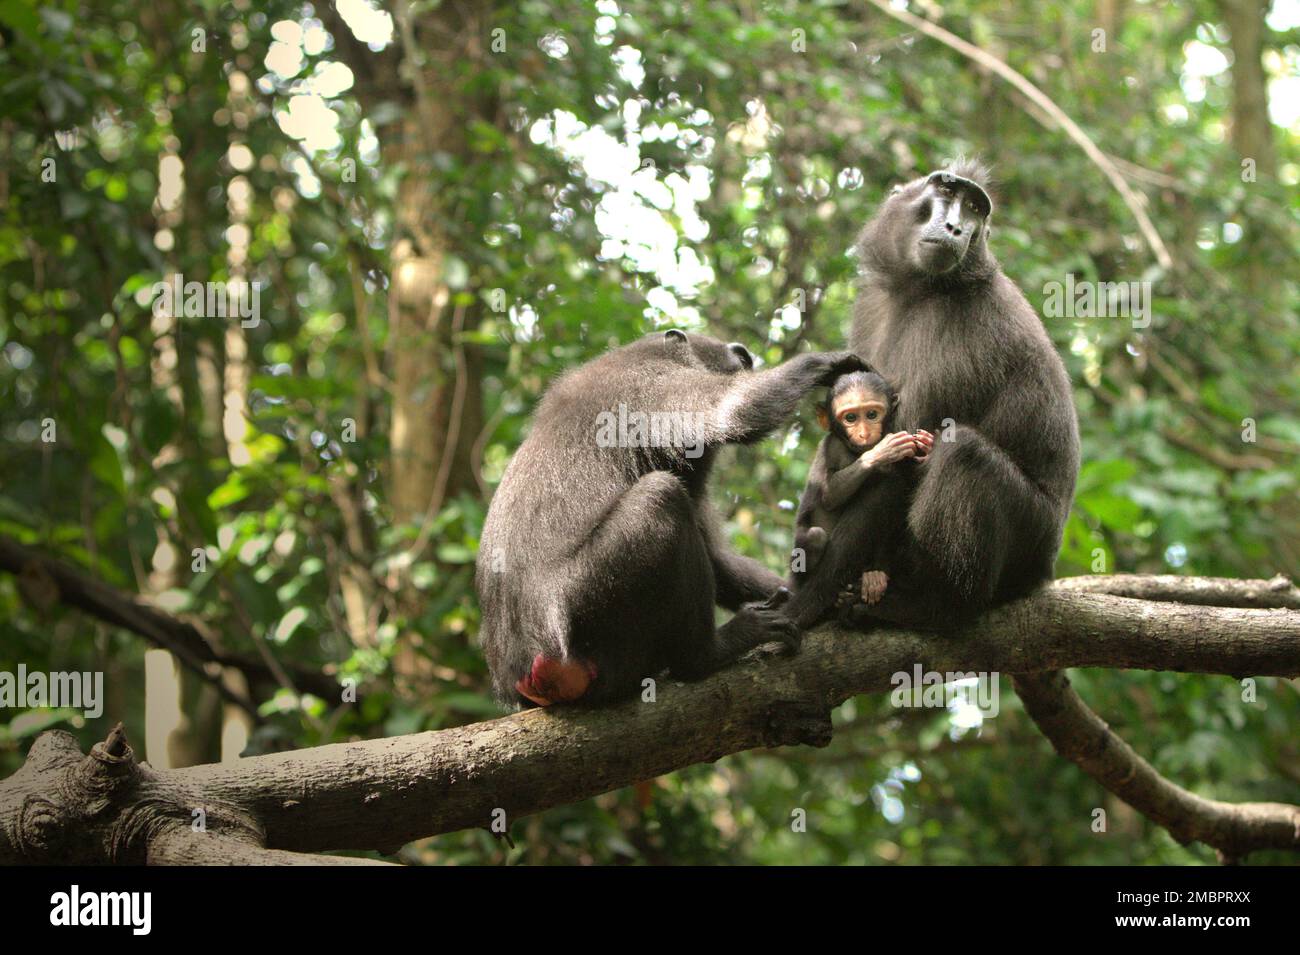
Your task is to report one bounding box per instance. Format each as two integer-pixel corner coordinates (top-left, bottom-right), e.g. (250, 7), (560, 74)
(0, 724), (392, 865)
(1014, 670), (1300, 859)
(2, 576), (1296, 863)
(1010, 579), (1300, 860)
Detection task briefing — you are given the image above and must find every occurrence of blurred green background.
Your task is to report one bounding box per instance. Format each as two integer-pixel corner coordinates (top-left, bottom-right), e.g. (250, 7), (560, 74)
(1, 0), (1297, 864)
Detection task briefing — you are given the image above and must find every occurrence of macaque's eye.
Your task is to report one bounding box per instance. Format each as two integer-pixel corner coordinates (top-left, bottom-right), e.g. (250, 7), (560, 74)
(843, 412), (858, 424)
(866, 410), (879, 420)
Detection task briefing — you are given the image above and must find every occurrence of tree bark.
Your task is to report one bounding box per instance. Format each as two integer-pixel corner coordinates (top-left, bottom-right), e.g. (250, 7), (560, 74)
(377, 0), (492, 523)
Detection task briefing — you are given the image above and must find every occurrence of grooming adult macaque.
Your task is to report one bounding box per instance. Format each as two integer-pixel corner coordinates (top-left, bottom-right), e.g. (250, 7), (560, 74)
(787, 160), (1080, 631)
(476, 329), (868, 707)
(788, 370), (931, 618)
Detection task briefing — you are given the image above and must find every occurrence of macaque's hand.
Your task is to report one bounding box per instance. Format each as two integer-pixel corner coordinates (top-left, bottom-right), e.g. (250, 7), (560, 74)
(815, 350), (872, 385)
(912, 429), (935, 462)
(861, 431), (917, 467)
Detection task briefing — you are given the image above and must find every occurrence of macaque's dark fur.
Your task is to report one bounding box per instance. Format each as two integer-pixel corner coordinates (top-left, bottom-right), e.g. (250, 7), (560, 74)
(476, 330), (867, 706)
(788, 371), (912, 618)
(798, 159), (1080, 629)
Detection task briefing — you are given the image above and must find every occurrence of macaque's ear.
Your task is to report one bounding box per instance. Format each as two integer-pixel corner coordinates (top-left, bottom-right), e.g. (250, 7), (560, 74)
(815, 406), (830, 431)
(891, 391), (902, 409)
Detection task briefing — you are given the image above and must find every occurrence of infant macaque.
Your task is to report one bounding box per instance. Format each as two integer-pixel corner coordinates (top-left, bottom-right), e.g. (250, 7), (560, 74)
(790, 369), (931, 607)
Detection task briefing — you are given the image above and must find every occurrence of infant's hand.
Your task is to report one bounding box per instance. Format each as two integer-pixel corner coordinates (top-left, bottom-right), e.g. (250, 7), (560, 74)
(862, 431), (917, 467)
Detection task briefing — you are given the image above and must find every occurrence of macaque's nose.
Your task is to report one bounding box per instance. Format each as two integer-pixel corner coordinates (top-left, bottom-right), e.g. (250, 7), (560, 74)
(944, 203), (964, 236)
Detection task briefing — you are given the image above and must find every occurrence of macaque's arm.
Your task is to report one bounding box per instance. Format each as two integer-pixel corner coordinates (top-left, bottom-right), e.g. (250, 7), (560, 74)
(794, 439), (830, 528)
(821, 431), (917, 510)
(820, 456), (876, 510)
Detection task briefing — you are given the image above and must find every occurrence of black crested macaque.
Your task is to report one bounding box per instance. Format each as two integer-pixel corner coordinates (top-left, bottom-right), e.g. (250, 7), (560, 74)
(786, 160), (1080, 631)
(476, 329), (869, 707)
(788, 370), (931, 616)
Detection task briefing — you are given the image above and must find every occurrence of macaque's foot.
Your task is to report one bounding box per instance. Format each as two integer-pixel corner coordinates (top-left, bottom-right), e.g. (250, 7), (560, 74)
(837, 601), (879, 632)
(723, 600), (801, 655)
(860, 570), (889, 605)
(835, 583), (859, 609)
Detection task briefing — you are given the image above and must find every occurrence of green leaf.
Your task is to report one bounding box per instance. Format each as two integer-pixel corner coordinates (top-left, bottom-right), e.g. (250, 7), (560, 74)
(207, 477), (250, 510)
(1075, 491), (1143, 531)
(89, 431), (126, 497)
(435, 542), (475, 563)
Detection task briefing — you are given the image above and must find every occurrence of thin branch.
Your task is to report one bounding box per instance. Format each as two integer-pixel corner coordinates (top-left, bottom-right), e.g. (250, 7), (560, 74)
(147, 829), (395, 866)
(862, 0), (1174, 269)
(470, 400), (509, 501)
(0, 535), (340, 702)
(397, 300), (469, 566)
(1160, 426), (1276, 472)
(1056, 573), (1300, 610)
(1105, 153), (1191, 193)
(347, 250), (390, 391)
(1090, 382), (1276, 472)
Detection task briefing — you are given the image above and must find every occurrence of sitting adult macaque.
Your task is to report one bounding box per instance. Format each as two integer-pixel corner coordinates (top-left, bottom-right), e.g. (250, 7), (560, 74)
(476, 329), (869, 707)
(783, 161), (1079, 632)
(789, 370), (931, 614)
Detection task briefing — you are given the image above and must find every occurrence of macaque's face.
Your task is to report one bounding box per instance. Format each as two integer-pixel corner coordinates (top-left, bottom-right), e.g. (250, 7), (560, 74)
(885, 171), (993, 276)
(818, 387), (889, 452)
